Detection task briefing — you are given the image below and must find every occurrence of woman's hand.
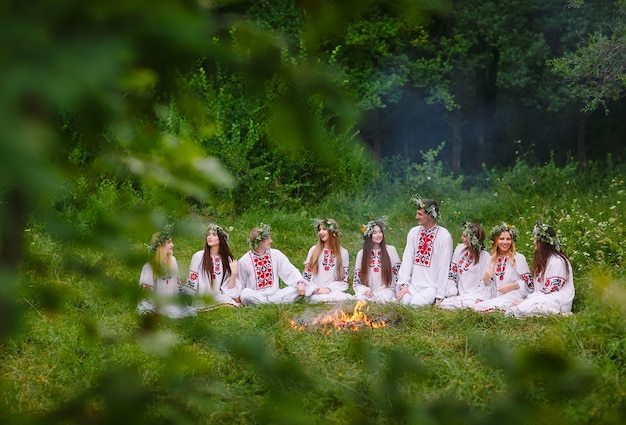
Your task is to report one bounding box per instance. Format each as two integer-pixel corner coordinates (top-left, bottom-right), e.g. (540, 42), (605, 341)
(297, 282), (306, 296)
(483, 267), (494, 286)
(229, 259), (238, 276)
(313, 287), (331, 295)
(498, 282), (519, 294)
(227, 260), (238, 288)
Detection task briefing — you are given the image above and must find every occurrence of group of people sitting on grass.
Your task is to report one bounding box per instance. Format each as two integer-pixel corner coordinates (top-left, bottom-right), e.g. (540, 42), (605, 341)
(138, 195), (574, 319)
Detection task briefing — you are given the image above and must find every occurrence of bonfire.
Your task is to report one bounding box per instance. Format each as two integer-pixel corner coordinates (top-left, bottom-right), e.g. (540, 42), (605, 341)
(291, 300), (394, 333)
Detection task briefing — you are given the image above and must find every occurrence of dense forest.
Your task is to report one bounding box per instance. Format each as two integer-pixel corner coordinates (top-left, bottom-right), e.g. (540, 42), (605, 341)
(205, 0), (626, 171)
(3, 0), (624, 223)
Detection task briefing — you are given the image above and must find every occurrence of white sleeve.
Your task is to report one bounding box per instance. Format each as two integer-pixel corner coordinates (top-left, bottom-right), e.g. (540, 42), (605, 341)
(274, 249), (305, 287)
(139, 263), (155, 289)
(435, 230), (453, 299)
(352, 250), (368, 296)
(397, 228), (417, 288)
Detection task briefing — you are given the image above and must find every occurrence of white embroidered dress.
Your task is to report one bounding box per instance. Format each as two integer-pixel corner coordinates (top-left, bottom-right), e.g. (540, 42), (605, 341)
(237, 248), (304, 305)
(440, 245), (491, 310)
(303, 246), (354, 303)
(184, 250), (240, 309)
(507, 254), (574, 317)
(397, 225), (453, 306)
(353, 246), (401, 303)
(471, 252), (531, 312)
(138, 256), (196, 318)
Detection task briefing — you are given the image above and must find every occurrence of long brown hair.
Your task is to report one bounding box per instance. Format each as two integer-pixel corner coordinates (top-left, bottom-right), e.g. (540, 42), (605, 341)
(532, 226), (571, 279)
(201, 230), (235, 285)
(360, 223), (392, 287)
(308, 218), (344, 280)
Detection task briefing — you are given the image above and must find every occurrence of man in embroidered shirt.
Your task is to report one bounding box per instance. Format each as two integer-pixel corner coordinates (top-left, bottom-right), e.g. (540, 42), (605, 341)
(237, 224), (307, 305)
(396, 196), (453, 306)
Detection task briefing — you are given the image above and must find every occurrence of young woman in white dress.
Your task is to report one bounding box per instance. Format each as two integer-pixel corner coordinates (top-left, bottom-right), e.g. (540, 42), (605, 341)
(507, 221), (574, 317)
(138, 224), (196, 318)
(184, 223), (240, 309)
(439, 222), (491, 310)
(353, 217), (401, 303)
(303, 218), (354, 303)
(471, 222), (531, 312)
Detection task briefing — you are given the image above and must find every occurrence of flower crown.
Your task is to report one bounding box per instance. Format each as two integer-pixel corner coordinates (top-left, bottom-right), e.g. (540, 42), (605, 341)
(533, 221), (561, 251)
(248, 223), (272, 249)
(462, 222), (483, 252)
(361, 216), (388, 238)
(206, 223), (230, 243)
(147, 224), (173, 254)
(489, 222), (519, 242)
(313, 218), (341, 237)
(410, 194), (439, 220)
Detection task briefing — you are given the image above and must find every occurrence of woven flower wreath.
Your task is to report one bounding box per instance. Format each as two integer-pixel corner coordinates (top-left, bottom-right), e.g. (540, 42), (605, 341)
(361, 216), (388, 238)
(462, 222), (483, 251)
(313, 218), (341, 237)
(410, 194), (439, 220)
(489, 222), (519, 242)
(206, 223), (230, 243)
(533, 221), (561, 251)
(147, 224), (173, 254)
(249, 223), (272, 249)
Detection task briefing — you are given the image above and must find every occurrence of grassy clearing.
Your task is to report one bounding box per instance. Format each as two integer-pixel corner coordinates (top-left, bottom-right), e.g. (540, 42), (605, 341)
(2, 161), (626, 424)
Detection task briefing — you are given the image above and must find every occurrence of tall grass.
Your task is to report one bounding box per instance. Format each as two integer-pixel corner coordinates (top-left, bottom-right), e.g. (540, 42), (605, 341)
(2, 157), (626, 424)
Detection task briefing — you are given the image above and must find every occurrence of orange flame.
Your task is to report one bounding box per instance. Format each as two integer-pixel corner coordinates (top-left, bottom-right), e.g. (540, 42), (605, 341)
(291, 301), (387, 332)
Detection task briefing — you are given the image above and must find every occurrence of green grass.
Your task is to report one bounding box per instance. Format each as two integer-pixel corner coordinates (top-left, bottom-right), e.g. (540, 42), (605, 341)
(2, 162), (626, 424)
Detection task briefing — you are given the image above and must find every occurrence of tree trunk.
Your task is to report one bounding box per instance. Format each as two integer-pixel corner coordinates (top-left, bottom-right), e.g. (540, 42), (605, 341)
(475, 66), (487, 164)
(474, 49), (498, 166)
(372, 109), (382, 164)
(577, 108), (587, 166)
(451, 116), (462, 173)
(0, 188), (28, 270)
(451, 71), (463, 173)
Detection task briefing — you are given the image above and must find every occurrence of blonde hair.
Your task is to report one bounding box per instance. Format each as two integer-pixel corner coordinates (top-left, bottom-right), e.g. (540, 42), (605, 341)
(149, 233), (176, 277)
(489, 230), (517, 267)
(308, 218), (344, 280)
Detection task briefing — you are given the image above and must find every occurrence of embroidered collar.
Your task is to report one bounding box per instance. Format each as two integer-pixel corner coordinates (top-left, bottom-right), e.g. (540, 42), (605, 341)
(251, 248), (271, 257)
